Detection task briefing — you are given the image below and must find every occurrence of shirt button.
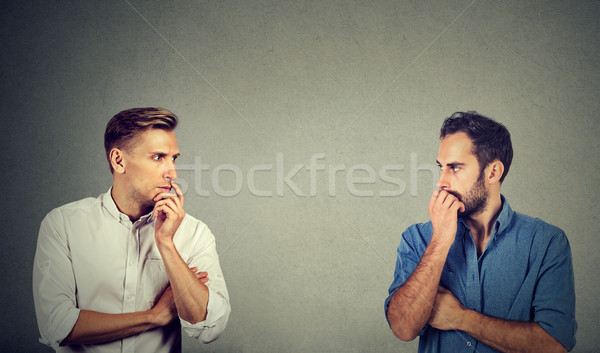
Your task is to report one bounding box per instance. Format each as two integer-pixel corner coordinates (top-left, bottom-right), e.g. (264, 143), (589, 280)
(129, 261), (135, 266)
(127, 294), (134, 300)
(466, 341), (472, 347)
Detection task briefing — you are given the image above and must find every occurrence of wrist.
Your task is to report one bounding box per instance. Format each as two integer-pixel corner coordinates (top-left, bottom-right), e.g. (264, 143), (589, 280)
(429, 235), (453, 254)
(457, 308), (477, 333)
(155, 236), (176, 251)
(145, 309), (163, 329)
(147, 307), (174, 328)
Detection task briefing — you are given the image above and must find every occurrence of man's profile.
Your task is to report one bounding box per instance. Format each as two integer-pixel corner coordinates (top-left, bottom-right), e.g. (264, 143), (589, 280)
(33, 107), (230, 352)
(385, 111), (576, 352)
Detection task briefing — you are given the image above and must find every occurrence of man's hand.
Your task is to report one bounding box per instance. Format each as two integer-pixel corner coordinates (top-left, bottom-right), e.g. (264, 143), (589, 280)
(428, 286), (466, 331)
(149, 285), (178, 328)
(428, 190), (465, 245)
(153, 183), (185, 244)
(428, 287), (568, 353)
(149, 267), (209, 328)
(191, 267), (209, 284)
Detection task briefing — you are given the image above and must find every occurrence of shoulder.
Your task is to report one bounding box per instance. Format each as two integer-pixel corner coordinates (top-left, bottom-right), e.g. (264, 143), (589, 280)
(510, 211), (566, 239)
(39, 196), (101, 242)
(508, 211), (570, 255)
(43, 196), (100, 224)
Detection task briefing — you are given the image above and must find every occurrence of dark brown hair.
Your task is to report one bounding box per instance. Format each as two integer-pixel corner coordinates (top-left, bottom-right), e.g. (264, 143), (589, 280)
(440, 111), (513, 183)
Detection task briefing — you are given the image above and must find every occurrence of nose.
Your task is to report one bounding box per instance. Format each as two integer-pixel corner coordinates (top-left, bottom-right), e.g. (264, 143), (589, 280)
(437, 168), (450, 190)
(164, 160), (177, 182)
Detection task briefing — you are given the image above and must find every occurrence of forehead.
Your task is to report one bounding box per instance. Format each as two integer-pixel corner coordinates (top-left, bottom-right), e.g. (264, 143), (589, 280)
(132, 129), (179, 153)
(437, 132), (477, 163)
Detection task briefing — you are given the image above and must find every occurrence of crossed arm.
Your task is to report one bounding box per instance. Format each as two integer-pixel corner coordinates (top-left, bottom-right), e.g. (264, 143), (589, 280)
(429, 287), (566, 353)
(387, 253), (567, 353)
(61, 269), (208, 345)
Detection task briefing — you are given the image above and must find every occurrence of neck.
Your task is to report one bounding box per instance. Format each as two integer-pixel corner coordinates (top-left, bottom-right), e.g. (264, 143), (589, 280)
(464, 192), (503, 243)
(111, 182), (148, 222)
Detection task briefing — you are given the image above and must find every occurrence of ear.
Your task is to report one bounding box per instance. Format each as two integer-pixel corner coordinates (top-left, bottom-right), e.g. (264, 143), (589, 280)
(485, 160), (504, 185)
(109, 148), (126, 174)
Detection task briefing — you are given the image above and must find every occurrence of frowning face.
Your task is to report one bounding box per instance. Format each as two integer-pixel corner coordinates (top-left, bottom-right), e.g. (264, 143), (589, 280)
(436, 132), (488, 217)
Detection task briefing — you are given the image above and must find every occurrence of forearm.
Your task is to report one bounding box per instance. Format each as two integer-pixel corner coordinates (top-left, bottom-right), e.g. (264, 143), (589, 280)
(157, 239), (209, 324)
(387, 239), (451, 341)
(459, 309), (567, 353)
(61, 309), (157, 346)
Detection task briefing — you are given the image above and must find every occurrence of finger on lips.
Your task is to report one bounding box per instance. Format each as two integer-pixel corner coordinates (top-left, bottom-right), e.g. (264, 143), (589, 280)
(172, 183), (184, 206)
(438, 192), (451, 205)
(172, 183), (183, 196)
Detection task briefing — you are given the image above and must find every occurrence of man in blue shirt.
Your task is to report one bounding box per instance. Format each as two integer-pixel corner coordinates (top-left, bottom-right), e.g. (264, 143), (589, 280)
(385, 112), (576, 352)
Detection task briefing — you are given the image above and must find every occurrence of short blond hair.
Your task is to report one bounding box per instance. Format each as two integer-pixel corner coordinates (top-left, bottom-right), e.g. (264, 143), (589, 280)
(104, 107), (178, 173)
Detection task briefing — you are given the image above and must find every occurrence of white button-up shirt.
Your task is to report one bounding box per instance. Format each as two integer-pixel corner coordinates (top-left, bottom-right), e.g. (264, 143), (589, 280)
(33, 189), (230, 352)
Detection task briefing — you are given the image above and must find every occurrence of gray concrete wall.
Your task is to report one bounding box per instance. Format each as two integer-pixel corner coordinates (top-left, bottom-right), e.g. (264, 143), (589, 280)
(2, 1), (598, 352)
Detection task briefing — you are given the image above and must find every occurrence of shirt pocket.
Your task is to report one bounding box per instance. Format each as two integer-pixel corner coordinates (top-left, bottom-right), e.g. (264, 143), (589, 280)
(142, 255), (169, 308)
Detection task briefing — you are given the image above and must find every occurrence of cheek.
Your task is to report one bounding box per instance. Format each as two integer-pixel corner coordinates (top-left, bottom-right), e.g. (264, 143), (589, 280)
(127, 161), (146, 174)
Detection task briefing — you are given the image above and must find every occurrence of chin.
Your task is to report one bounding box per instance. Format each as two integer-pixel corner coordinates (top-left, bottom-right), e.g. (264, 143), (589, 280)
(460, 204), (487, 218)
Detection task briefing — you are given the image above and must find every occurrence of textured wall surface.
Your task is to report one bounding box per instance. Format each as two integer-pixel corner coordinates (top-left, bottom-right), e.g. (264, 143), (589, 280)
(2, 1), (598, 352)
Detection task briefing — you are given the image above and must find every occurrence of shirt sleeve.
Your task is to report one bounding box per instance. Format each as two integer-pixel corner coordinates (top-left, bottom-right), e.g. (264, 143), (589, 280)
(384, 224), (429, 330)
(532, 229), (577, 351)
(32, 212), (81, 350)
(180, 222), (231, 343)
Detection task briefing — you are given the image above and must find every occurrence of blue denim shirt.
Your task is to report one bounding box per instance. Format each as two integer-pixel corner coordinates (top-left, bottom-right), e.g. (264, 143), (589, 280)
(385, 196), (577, 352)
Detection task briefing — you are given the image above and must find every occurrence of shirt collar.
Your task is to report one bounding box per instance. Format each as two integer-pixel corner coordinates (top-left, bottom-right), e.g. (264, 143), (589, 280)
(101, 187), (155, 225)
(457, 194), (514, 237)
(102, 187), (123, 221)
(494, 194), (514, 237)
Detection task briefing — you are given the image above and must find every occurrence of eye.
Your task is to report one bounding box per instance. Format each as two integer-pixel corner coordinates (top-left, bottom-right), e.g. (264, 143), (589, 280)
(452, 166), (460, 172)
(152, 155), (163, 161)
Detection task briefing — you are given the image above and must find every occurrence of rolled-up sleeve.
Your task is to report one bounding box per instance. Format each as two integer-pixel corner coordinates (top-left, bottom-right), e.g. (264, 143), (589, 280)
(32, 212), (80, 350)
(533, 230), (577, 351)
(384, 224), (428, 325)
(180, 285), (230, 343)
(181, 223), (231, 343)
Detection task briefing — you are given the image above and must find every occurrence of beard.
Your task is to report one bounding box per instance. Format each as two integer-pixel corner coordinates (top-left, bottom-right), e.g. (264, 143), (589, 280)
(127, 185), (156, 211)
(447, 170), (488, 218)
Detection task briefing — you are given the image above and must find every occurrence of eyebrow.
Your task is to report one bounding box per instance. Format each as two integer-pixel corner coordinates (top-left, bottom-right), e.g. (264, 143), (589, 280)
(436, 160), (466, 168)
(150, 151), (181, 158)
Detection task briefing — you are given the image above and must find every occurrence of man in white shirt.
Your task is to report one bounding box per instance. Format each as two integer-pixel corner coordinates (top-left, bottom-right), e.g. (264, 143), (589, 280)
(33, 107), (231, 352)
